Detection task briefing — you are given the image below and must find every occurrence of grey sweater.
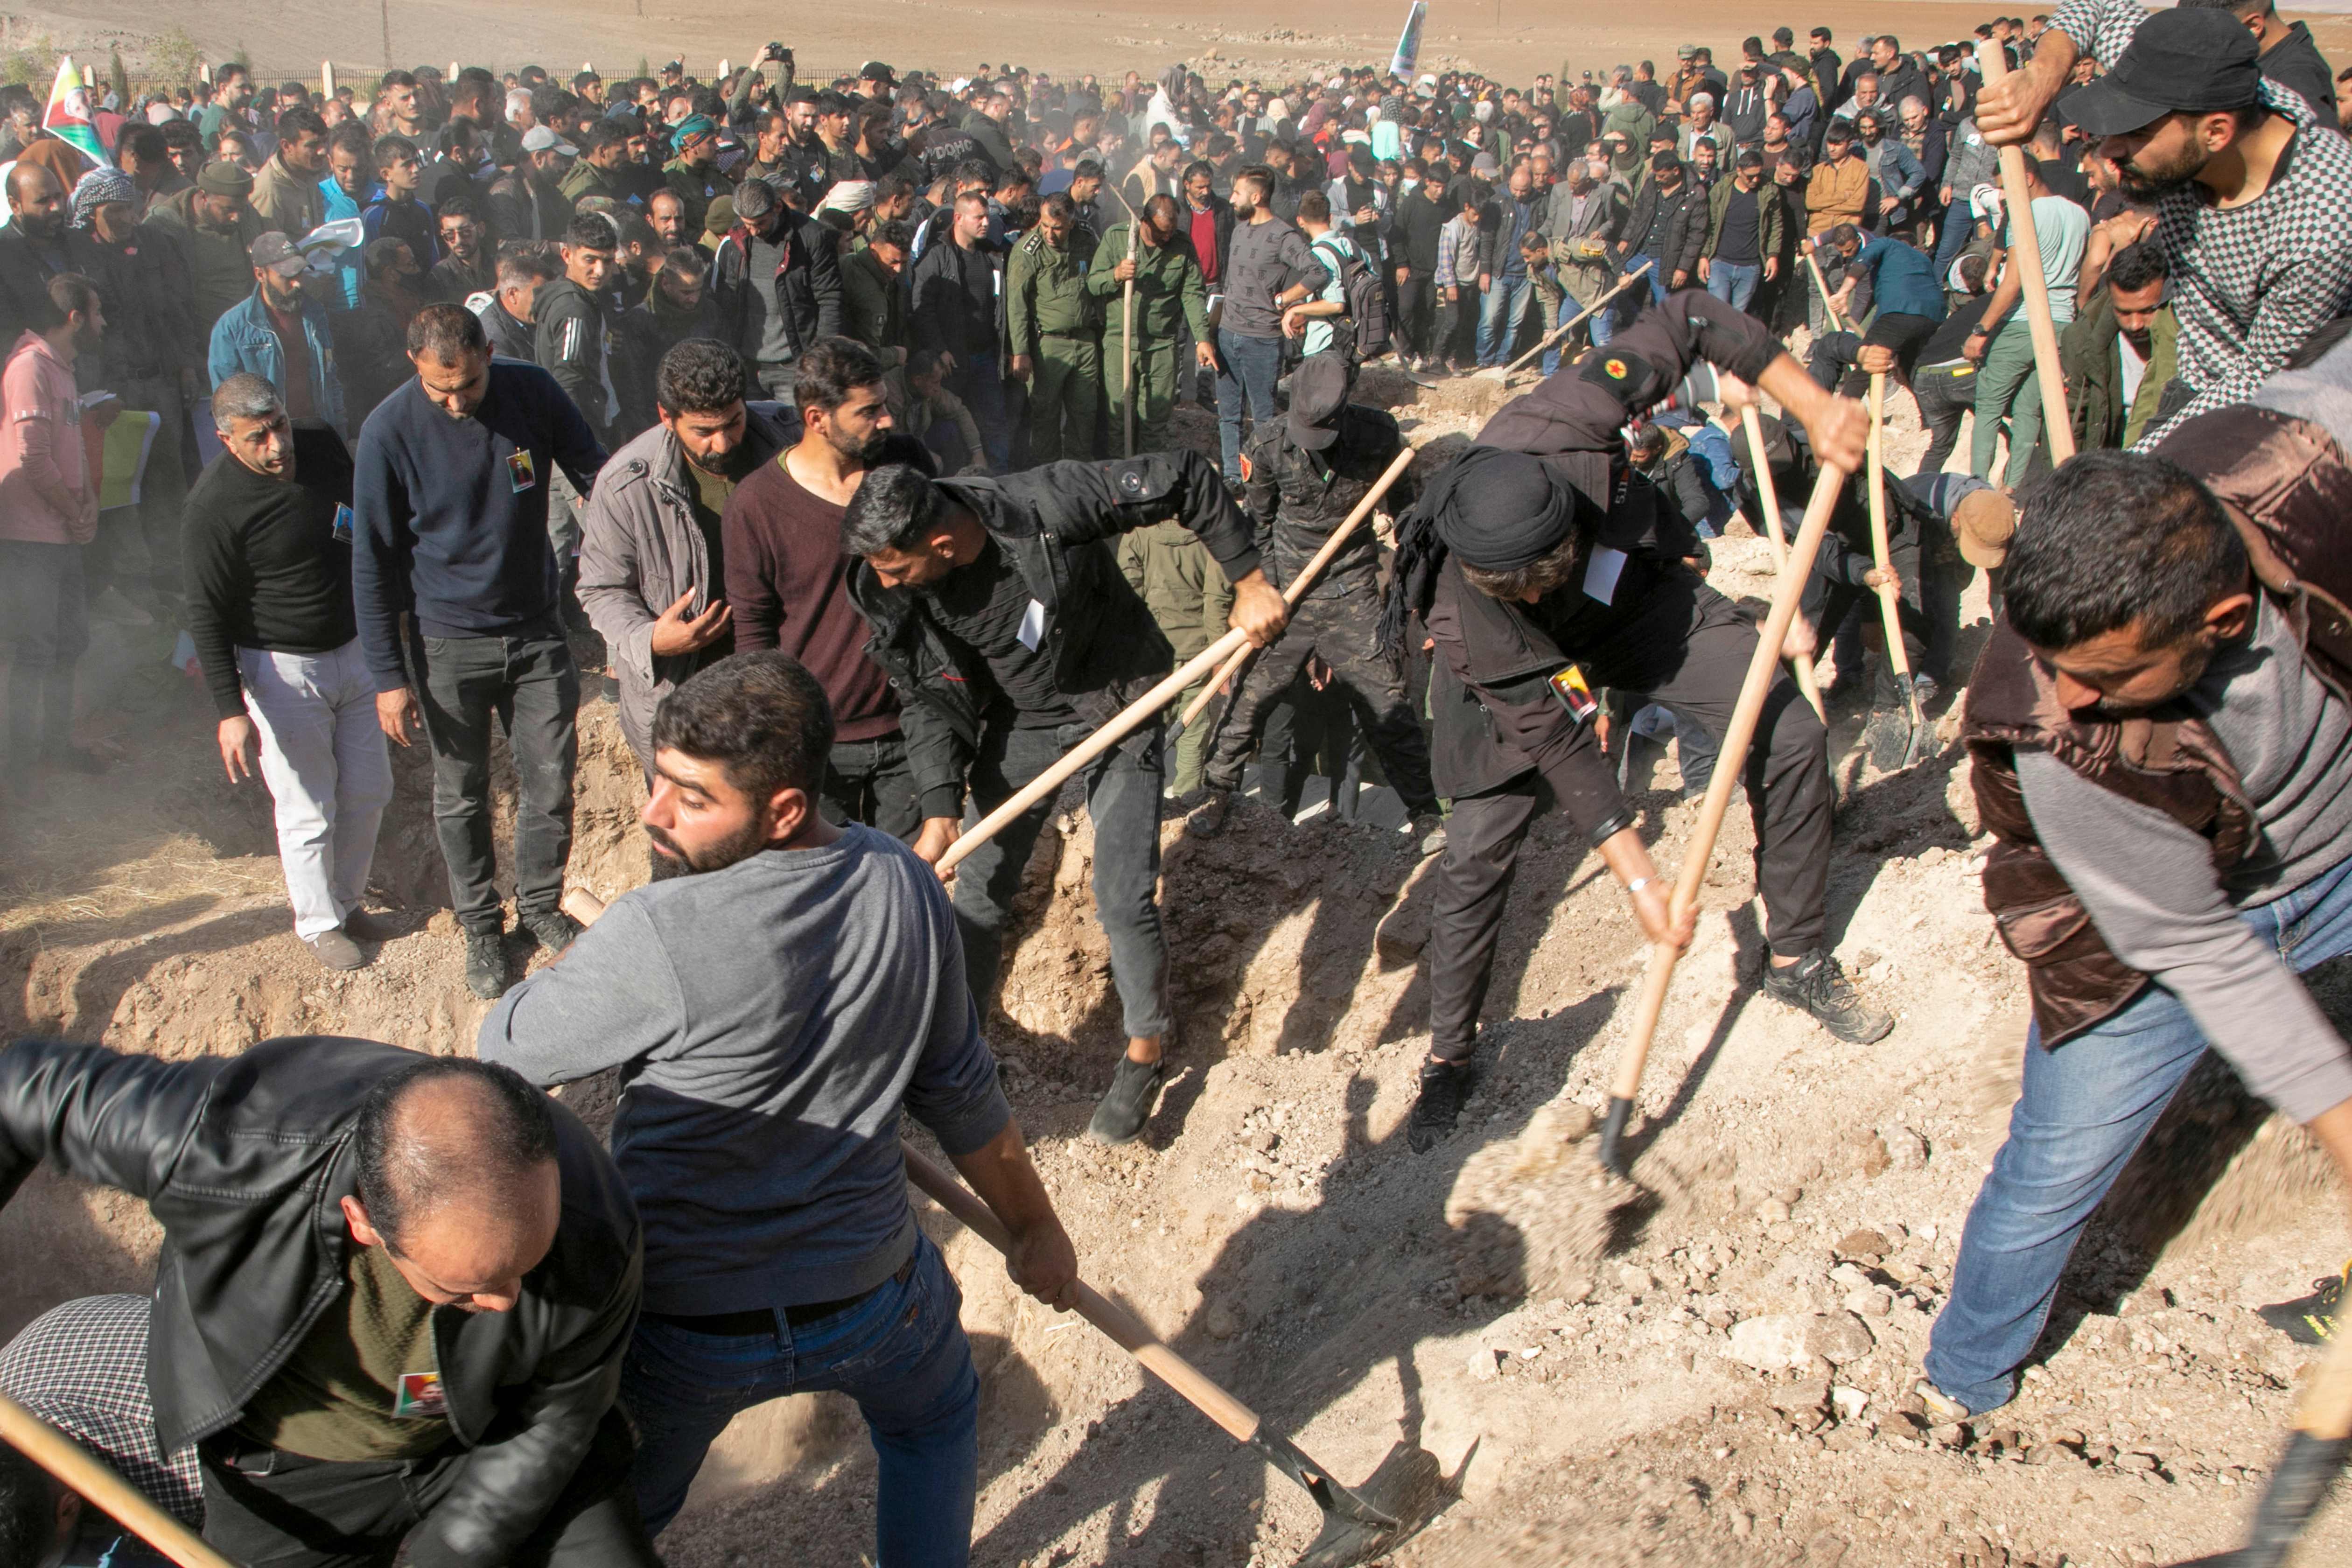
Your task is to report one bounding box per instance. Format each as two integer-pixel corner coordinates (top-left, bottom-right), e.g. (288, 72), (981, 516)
(2017, 593), (2352, 1121)
(479, 824), (1011, 1313)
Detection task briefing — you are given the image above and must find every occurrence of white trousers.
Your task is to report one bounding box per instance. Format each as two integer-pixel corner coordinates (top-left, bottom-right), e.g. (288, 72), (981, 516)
(238, 640), (395, 939)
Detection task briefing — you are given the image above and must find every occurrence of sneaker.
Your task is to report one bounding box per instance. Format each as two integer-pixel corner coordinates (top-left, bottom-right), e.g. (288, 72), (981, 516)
(1409, 812), (1448, 857)
(463, 926), (510, 1000)
(1088, 1055), (1167, 1144)
(1913, 1379), (1971, 1423)
(305, 927), (367, 972)
(1407, 1061), (1473, 1154)
(1760, 949), (1895, 1043)
(520, 907), (583, 955)
(1187, 790), (1233, 839)
(2259, 1261), (2347, 1346)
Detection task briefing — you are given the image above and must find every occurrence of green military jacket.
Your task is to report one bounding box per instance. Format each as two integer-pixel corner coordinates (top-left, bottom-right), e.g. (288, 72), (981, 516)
(662, 158), (731, 238)
(559, 159), (628, 207)
(1085, 223), (1210, 345)
(1005, 227), (1101, 357)
(1117, 520), (1233, 663)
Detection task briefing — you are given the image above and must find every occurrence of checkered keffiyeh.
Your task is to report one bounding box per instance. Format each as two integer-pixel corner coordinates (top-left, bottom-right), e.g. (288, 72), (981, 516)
(2052, 0), (2352, 447)
(0, 1294), (205, 1527)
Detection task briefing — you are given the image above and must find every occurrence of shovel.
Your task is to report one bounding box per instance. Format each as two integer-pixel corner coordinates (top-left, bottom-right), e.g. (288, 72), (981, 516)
(1863, 372), (1929, 772)
(1478, 261), (1652, 381)
(902, 1143), (1443, 1566)
(2170, 1329), (2352, 1566)
(1739, 404), (1826, 723)
(1597, 459), (1854, 1175)
(0, 1391), (238, 1568)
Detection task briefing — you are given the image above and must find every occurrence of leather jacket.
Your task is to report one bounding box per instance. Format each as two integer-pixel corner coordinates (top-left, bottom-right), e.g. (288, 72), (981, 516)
(0, 1036), (643, 1568)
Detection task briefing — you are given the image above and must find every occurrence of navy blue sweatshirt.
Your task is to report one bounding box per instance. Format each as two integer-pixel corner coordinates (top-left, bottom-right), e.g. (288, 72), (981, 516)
(352, 359), (607, 687)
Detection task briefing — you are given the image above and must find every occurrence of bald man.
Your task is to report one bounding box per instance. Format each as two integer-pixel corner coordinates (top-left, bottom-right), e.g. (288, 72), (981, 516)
(0, 1040), (657, 1568)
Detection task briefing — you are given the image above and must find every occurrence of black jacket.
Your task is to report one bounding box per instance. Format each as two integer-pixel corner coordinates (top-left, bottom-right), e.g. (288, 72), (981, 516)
(477, 296), (537, 363)
(847, 449), (1261, 819)
(1388, 186), (1448, 274)
(0, 224), (113, 366)
(533, 277), (620, 445)
(1620, 177), (1707, 283)
(1422, 290), (1780, 810)
(1242, 402), (1414, 595)
(909, 231), (1001, 360)
(710, 212), (845, 364)
(0, 1036), (642, 1568)
(2260, 21), (2338, 122)
(958, 109), (1017, 174)
(1183, 194), (1237, 287)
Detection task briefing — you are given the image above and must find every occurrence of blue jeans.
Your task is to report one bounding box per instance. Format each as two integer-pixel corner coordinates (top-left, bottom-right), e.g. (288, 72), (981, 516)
(1215, 328), (1282, 484)
(1476, 273), (1531, 366)
(621, 1232), (979, 1563)
(1931, 203), (1974, 289)
(1706, 259), (1761, 312)
(1925, 851), (2352, 1415)
(954, 350), (1010, 470)
(1617, 252), (1668, 332)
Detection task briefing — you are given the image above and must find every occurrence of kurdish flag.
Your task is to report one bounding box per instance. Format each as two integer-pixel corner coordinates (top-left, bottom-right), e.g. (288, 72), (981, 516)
(43, 56), (109, 167)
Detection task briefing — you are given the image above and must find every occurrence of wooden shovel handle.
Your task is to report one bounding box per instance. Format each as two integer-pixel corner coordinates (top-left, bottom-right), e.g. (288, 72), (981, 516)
(899, 1142), (1263, 1444)
(1974, 40), (2075, 464)
(1740, 404), (1825, 722)
(1607, 460), (1851, 1106)
(1177, 445), (1418, 729)
(1864, 373), (1914, 682)
(0, 1393), (238, 1568)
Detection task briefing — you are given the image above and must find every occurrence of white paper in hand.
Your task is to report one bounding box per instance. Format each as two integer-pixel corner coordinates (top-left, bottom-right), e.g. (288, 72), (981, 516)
(1581, 545), (1627, 606)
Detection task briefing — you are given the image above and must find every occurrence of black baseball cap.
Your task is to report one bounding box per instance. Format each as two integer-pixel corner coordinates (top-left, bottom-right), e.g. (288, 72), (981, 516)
(2066, 8), (2262, 138)
(1288, 353), (1350, 451)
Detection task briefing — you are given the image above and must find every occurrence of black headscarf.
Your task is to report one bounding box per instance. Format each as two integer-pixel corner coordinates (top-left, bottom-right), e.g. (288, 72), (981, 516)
(1378, 445), (1580, 658)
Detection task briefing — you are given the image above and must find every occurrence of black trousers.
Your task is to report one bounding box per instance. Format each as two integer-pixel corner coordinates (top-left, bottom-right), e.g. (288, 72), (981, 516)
(1806, 311), (1941, 398)
(1394, 270), (1437, 362)
(410, 626), (579, 931)
(1202, 587), (1437, 815)
(821, 732), (924, 840)
(198, 1408), (658, 1568)
(1912, 360), (1975, 477)
(1424, 579), (1834, 1064)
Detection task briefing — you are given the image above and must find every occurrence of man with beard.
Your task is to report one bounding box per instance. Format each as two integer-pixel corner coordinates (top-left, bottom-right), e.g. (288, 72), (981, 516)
(208, 233), (349, 437)
(480, 649), (1078, 1564)
(1926, 414), (2352, 1420)
(579, 339), (792, 773)
(724, 337), (929, 836)
(840, 451), (1286, 1143)
(429, 195), (496, 303)
(1976, 4), (2352, 443)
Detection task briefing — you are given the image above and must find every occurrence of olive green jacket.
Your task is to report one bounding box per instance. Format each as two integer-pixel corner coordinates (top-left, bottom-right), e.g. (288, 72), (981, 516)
(1085, 223), (1210, 344)
(1005, 226), (1101, 356)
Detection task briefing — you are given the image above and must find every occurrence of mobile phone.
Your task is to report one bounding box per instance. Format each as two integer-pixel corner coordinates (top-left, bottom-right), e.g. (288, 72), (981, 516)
(1547, 664), (1600, 725)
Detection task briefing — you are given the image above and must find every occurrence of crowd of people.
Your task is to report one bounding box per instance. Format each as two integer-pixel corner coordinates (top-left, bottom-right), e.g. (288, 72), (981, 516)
(5, 3), (2352, 1565)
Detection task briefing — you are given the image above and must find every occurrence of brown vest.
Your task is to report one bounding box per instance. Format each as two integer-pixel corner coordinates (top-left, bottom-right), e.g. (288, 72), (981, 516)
(1963, 403), (2352, 1046)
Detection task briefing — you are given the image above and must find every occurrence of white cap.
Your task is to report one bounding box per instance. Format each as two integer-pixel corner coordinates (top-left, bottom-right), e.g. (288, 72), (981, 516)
(522, 126), (578, 155)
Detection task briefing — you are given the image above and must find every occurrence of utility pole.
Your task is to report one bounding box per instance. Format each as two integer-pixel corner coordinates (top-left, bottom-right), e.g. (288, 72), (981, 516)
(380, 0), (392, 68)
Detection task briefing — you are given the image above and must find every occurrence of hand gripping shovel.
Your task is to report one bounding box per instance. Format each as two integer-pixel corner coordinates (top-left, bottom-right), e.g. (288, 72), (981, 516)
(1862, 372), (1930, 771)
(1739, 404), (1826, 723)
(903, 1143), (1443, 1566)
(1596, 461), (1853, 1175)
(2170, 1330), (2352, 1566)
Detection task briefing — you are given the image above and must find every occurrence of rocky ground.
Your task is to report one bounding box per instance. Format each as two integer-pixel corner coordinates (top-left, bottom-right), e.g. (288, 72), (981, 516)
(3, 362), (2348, 1568)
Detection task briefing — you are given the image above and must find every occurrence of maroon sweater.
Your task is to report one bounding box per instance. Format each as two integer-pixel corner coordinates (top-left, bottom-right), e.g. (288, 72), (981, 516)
(720, 455), (900, 741)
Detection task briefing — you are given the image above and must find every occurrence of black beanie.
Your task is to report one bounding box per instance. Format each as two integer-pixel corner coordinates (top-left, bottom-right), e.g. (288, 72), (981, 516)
(1428, 447), (1575, 573)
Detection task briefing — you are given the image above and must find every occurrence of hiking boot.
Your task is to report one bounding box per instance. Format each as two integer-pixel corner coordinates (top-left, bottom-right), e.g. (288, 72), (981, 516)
(463, 926), (510, 1000)
(305, 927), (367, 972)
(1407, 1061), (1474, 1154)
(521, 906), (583, 955)
(1409, 812), (1448, 857)
(1088, 1055), (1167, 1145)
(1187, 790), (1233, 839)
(2260, 1261), (2347, 1346)
(1761, 949), (1895, 1043)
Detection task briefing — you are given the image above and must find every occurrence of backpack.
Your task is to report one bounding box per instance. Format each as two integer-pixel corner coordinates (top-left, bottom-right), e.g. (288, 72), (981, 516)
(1311, 233), (1390, 362)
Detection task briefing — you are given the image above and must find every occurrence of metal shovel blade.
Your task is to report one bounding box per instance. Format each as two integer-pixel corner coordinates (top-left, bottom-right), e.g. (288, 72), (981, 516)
(1254, 1431), (1446, 1568)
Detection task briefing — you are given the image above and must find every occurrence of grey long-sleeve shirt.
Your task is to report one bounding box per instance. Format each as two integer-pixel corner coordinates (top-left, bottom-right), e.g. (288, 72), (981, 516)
(2017, 594), (2352, 1121)
(479, 824), (1011, 1313)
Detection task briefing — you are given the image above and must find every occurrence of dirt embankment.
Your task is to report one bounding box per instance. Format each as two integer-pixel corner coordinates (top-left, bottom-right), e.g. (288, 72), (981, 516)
(3, 364), (2348, 1568)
